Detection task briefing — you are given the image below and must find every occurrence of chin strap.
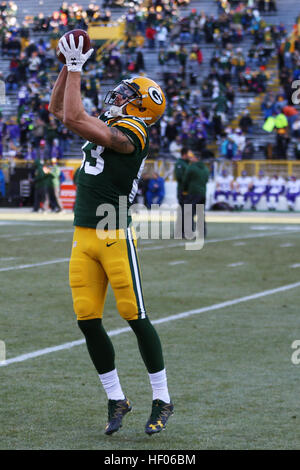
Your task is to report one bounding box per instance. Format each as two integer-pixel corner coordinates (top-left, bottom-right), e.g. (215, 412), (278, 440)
(109, 105), (126, 118)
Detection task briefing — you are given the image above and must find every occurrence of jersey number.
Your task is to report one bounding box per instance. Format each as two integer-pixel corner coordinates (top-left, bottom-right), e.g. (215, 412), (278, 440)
(81, 144), (104, 176)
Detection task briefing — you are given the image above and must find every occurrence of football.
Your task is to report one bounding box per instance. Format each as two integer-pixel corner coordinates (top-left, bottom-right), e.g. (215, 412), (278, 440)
(56, 29), (91, 64)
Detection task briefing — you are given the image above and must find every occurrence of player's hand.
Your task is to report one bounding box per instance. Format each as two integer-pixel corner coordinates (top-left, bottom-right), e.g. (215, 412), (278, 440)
(58, 34), (94, 73)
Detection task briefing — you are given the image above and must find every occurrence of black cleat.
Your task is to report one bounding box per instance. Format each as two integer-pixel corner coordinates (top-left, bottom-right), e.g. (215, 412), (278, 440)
(104, 397), (132, 435)
(145, 399), (174, 435)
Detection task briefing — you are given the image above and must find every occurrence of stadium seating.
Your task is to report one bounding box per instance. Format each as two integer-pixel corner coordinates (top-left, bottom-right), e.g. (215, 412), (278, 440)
(1, 0), (300, 211)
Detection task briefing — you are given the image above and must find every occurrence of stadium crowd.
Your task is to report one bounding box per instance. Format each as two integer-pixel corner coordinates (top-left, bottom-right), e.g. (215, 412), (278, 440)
(1, 0), (299, 163)
(0, 0), (300, 212)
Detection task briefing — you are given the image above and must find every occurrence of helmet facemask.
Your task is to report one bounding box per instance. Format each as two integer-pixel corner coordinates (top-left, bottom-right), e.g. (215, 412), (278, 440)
(104, 82), (143, 118)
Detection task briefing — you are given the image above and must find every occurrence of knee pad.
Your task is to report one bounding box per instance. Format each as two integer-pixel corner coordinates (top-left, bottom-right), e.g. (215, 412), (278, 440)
(117, 300), (139, 321)
(73, 296), (97, 320)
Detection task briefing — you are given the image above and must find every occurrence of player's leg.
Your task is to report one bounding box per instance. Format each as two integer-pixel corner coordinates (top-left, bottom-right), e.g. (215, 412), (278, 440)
(287, 193), (297, 211)
(238, 192), (247, 210)
(251, 192), (261, 209)
(267, 193), (274, 210)
(243, 191), (251, 209)
(174, 193), (185, 239)
(70, 227), (131, 434)
(101, 227), (173, 434)
(214, 190), (221, 201)
(145, 190), (153, 208)
(232, 191), (240, 209)
(156, 190), (165, 205)
(273, 193), (280, 211)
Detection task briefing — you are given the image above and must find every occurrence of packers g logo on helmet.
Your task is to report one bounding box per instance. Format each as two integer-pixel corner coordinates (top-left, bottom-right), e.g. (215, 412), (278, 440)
(148, 86), (164, 105)
(104, 76), (166, 126)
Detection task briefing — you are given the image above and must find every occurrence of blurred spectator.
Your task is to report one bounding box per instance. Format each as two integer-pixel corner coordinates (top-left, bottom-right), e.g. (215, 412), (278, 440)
(32, 159), (47, 212)
(0, 166), (5, 197)
(182, 152), (209, 236)
(266, 173), (285, 210)
(239, 110), (253, 134)
(232, 170), (253, 210)
(291, 116), (300, 138)
(156, 25), (168, 49)
(214, 169), (234, 202)
(49, 157), (62, 212)
(0, 115), (6, 157)
(286, 175), (300, 211)
(247, 170), (269, 209)
(174, 147), (190, 237)
(169, 135), (182, 160)
(145, 172), (165, 207)
(220, 135), (238, 159)
(145, 25), (156, 49)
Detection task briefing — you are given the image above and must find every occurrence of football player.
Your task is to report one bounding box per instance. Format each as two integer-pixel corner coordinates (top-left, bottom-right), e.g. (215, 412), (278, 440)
(286, 175), (300, 211)
(49, 34), (173, 436)
(266, 174), (285, 211)
(232, 170), (253, 210)
(246, 169), (269, 210)
(214, 169), (234, 202)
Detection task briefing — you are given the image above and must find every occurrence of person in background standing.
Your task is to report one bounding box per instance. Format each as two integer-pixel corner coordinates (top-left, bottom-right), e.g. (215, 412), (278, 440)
(182, 152), (209, 238)
(32, 159), (47, 212)
(174, 147), (190, 238)
(0, 166), (5, 200)
(49, 157), (62, 212)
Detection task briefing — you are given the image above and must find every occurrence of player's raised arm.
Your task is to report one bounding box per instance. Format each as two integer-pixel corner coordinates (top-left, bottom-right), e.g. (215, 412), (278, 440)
(58, 34), (135, 154)
(63, 72), (135, 153)
(48, 65), (68, 122)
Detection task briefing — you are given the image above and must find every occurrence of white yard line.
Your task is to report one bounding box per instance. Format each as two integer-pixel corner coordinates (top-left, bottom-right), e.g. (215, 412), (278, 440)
(168, 261), (186, 266)
(290, 264), (300, 268)
(251, 225), (300, 231)
(0, 258), (69, 273)
(1, 280), (300, 367)
(227, 262), (245, 267)
(0, 230), (299, 273)
(141, 229), (300, 251)
(0, 222), (58, 226)
(0, 229), (74, 239)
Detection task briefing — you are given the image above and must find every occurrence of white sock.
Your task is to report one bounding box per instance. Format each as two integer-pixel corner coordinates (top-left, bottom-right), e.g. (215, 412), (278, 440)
(148, 369), (170, 403)
(99, 369), (125, 401)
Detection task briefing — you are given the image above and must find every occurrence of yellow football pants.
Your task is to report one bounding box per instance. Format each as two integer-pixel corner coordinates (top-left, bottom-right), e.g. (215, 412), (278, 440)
(69, 226), (146, 321)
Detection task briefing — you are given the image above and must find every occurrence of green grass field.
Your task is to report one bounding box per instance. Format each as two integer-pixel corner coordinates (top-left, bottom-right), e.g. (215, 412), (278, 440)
(1, 219), (300, 450)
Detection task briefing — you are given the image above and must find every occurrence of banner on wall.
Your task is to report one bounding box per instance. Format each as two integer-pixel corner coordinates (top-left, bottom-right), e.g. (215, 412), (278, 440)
(60, 167), (76, 210)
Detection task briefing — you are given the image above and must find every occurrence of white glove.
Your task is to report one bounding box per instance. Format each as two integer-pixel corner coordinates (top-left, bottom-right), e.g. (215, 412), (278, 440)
(58, 34), (94, 72)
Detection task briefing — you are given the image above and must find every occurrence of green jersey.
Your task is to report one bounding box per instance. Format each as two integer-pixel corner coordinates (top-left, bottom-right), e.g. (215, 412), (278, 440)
(175, 158), (189, 197)
(183, 161), (209, 197)
(74, 112), (149, 229)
